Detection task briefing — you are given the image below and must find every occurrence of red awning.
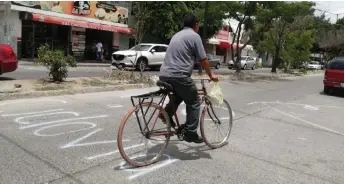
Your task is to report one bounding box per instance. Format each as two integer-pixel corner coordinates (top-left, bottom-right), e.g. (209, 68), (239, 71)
(217, 41), (230, 48)
(32, 13), (134, 35)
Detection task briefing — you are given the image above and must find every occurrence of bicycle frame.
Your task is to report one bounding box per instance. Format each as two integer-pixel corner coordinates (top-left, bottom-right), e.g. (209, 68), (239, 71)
(130, 78), (221, 138)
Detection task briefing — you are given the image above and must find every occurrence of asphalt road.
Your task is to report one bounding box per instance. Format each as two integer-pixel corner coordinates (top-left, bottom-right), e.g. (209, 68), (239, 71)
(0, 74), (343, 184)
(0, 64), (272, 80)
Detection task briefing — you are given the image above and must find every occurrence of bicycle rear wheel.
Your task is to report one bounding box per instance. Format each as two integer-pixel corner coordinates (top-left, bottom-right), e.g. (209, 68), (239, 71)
(117, 102), (171, 167)
(200, 99), (232, 149)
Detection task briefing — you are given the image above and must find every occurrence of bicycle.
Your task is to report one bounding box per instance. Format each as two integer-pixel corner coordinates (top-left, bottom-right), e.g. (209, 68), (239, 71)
(117, 78), (233, 167)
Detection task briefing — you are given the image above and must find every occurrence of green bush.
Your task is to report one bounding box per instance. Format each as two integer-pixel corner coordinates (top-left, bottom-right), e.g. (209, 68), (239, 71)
(298, 67), (308, 74)
(35, 44), (77, 82)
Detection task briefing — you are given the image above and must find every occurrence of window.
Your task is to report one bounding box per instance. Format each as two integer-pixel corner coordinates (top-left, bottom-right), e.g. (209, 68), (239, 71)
(152, 46), (167, 52)
(327, 58), (344, 70)
(130, 44), (152, 51)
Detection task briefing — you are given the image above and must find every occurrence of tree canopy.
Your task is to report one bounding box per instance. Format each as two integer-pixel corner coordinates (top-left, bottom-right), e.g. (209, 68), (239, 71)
(132, 2), (227, 42)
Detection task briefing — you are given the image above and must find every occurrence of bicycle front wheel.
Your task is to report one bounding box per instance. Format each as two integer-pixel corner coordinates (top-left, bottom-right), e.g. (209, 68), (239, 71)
(200, 99), (233, 149)
(117, 102), (171, 167)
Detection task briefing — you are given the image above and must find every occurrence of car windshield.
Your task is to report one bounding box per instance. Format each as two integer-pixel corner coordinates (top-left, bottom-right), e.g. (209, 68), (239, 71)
(309, 61), (319, 65)
(241, 57), (248, 60)
(130, 45), (152, 51)
(327, 59), (344, 70)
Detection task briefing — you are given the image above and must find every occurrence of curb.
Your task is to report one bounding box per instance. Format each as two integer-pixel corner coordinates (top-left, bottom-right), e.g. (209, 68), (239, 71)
(226, 72), (323, 81)
(19, 62), (111, 68)
(0, 83), (149, 101)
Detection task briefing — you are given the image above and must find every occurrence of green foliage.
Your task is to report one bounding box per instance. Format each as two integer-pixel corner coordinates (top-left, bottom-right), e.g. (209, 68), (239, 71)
(280, 30), (314, 72)
(254, 1), (315, 72)
(35, 44), (77, 82)
(132, 2), (226, 41)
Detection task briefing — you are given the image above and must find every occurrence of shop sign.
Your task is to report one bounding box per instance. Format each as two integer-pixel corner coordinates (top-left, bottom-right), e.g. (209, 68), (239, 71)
(217, 30), (230, 42)
(11, 1), (129, 25)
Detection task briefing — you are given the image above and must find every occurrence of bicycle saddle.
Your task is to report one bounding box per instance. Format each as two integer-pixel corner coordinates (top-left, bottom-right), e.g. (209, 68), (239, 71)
(156, 80), (173, 91)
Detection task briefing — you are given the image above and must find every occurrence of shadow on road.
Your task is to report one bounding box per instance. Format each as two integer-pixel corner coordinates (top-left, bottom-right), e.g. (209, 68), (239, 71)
(319, 89), (344, 98)
(0, 76), (15, 81)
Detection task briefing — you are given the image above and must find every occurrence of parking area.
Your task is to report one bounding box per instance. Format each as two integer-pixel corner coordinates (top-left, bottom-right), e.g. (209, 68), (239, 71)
(0, 75), (343, 184)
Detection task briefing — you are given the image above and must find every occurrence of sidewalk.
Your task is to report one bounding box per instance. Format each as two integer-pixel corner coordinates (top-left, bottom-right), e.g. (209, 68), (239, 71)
(19, 60), (111, 68)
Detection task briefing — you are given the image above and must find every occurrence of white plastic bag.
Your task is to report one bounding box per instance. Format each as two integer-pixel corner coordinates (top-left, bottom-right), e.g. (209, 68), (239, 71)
(208, 82), (223, 105)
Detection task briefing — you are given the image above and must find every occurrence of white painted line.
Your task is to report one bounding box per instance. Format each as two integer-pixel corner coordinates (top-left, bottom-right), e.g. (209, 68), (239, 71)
(60, 128), (116, 149)
(85, 143), (144, 160)
(20, 115), (108, 129)
(34, 122), (97, 137)
(0, 99), (67, 106)
(1, 109), (64, 117)
(298, 138), (306, 140)
(128, 158), (178, 180)
(262, 102), (344, 136)
(15, 111), (80, 125)
(107, 104), (123, 108)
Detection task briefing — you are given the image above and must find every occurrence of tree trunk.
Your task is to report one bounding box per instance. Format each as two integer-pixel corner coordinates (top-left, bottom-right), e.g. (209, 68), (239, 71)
(235, 24), (243, 73)
(271, 45), (280, 73)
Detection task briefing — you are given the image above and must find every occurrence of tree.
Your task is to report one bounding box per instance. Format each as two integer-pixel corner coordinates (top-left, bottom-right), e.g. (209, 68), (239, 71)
(256, 1), (315, 73)
(280, 30), (314, 72)
(131, 2), (226, 42)
(223, 1), (278, 72)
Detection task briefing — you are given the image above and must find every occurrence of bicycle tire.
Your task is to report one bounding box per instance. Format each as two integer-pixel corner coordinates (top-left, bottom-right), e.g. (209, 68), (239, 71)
(117, 102), (171, 167)
(200, 99), (233, 149)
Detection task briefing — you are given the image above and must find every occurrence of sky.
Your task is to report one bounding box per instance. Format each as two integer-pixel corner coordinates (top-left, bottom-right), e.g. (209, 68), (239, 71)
(314, 1), (344, 23)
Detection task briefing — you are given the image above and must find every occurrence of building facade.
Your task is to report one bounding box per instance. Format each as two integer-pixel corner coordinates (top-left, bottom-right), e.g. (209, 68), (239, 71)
(0, 1), (135, 61)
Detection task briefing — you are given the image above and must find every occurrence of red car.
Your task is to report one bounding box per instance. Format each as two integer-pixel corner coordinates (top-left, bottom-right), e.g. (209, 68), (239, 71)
(0, 44), (18, 75)
(323, 57), (344, 94)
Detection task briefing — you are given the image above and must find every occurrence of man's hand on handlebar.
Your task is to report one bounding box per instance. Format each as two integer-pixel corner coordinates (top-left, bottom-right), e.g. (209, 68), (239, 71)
(210, 74), (219, 82)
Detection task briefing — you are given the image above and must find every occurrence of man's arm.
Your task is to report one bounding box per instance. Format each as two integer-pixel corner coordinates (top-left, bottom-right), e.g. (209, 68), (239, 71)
(194, 36), (218, 82)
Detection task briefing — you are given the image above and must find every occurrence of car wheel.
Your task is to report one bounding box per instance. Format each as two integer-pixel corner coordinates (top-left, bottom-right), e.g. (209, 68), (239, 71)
(215, 63), (220, 69)
(252, 64), (256, 70)
(324, 86), (331, 94)
(242, 64), (247, 70)
(136, 58), (147, 72)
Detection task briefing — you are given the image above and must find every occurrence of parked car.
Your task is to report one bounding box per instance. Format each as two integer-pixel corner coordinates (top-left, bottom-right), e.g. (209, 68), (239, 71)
(194, 54), (221, 69)
(323, 57), (344, 94)
(307, 61), (322, 70)
(0, 44), (18, 75)
(112, 43), (168, 71)
(228, 56), (256, 70)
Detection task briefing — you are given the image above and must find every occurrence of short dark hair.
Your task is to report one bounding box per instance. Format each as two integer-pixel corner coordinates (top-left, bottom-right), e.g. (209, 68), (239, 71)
(183, 13), (198, 28)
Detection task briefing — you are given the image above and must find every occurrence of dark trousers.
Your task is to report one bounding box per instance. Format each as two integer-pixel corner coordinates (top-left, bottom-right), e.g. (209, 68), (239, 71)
(159, 76), (201, 133)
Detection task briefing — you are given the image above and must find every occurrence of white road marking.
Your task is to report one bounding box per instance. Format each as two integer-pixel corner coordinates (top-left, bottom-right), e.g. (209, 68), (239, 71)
(20, 115), (108, 129)
(126, 155), (178, 180)
(1, 109), (64, 117)
(107, 104), (123, 108)
(262, 102), (344, 136)
(298, 138), (306, 140)
(15, 111), (80, 125)
(303, 105), (319, 111)
(60, 128), (115, 149)
(0, 98), (67, 106)
(34, 122), (97, 137)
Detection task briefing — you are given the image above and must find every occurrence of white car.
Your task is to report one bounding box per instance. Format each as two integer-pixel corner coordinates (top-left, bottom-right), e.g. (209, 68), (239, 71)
(112, 43), (168, 71)
(228, 56), (256, 70)
(307, 61), (322, 70)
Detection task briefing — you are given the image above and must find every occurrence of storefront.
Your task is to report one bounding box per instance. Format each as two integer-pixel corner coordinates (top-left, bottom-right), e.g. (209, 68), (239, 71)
(206, 27), (231, 64)
(8, 1), (134, 62)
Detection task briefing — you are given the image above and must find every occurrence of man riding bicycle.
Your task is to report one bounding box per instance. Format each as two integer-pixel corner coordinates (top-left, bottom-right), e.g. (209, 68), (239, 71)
(159, 13), (219, 143)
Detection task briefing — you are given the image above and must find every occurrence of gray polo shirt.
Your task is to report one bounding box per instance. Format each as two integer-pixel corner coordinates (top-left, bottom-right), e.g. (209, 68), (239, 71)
(160, 27), (206, 78)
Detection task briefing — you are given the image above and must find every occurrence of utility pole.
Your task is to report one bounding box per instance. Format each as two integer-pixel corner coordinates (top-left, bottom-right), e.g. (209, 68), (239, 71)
(4, 1), (11, 45)
(199, 1), (209, 75)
